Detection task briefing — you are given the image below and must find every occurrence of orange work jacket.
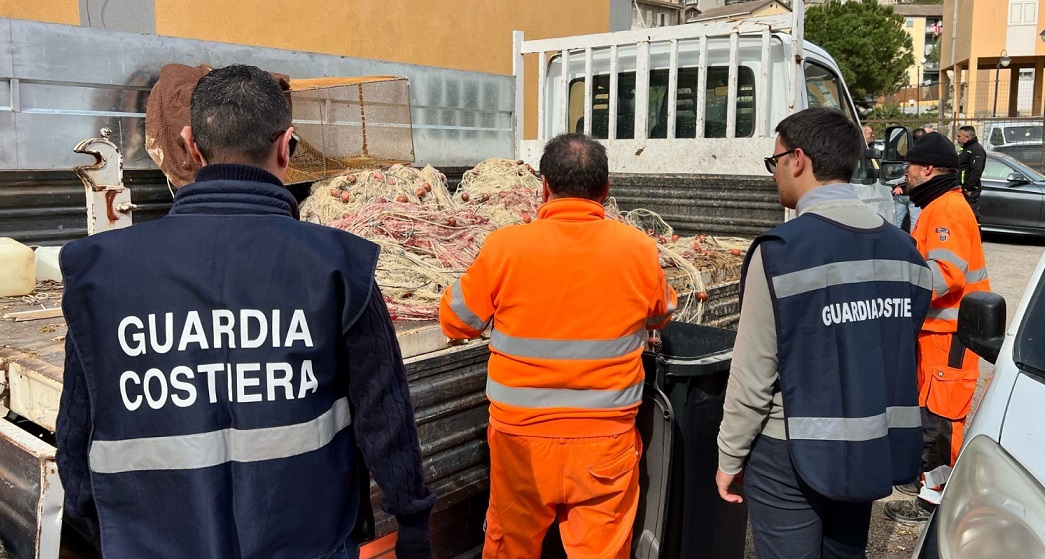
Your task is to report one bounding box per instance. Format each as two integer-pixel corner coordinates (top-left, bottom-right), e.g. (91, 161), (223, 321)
(439, 197), (677, 438)
(910, 188), (991, 333)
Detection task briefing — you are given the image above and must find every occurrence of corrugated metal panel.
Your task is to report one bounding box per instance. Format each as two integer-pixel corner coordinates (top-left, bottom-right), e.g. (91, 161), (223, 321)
(0, 170), (172, 246)
(609, 173), (783, 237)
(0, 169), (472, 247)
(372, 342), (491, 557)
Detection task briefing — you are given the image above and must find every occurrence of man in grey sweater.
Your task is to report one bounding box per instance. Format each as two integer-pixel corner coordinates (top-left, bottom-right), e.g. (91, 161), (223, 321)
(715, 108), (931, 558)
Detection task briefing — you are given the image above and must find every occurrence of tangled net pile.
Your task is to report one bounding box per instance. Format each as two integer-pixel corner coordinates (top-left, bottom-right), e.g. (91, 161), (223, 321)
(605, 201), (748, 323)
(299, 158), (748, 322)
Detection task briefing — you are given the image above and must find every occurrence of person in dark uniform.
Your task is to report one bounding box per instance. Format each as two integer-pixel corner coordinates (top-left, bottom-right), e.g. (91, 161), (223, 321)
(715, 108), (932, 558)
(56, 65), (435, 559)
(957, 125), (987, 220)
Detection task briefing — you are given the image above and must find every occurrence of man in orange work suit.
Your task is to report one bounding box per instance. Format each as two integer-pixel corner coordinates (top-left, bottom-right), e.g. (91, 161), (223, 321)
(884, 132), (991, 524)
(439, 133), (677, 558)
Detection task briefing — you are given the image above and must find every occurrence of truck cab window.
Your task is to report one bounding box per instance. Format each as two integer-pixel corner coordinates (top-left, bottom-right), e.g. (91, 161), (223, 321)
(804, 62), (866, 181)
(569, 66), (756, 139)
(804, 62), (857, 122)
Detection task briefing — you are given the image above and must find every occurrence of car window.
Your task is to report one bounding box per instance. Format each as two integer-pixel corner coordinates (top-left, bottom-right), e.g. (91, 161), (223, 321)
(1014, 270), (1045, 381)
(1005, 125), (1043, 144)
(983, 158), (1016, 180)
(991, 128), (1005, 147)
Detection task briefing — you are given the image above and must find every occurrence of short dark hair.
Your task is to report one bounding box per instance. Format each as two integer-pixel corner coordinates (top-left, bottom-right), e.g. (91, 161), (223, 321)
(774, 108), (863, 183)
(539, 133), (609, 200)
(912, 128), (926, 142)
(190, 65), (291, 166)
(958, 125), (977, 137)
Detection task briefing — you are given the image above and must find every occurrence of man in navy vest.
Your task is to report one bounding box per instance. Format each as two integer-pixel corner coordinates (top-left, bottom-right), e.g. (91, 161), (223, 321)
(715, 108), (932, 558)
(56, 65), (435, 559)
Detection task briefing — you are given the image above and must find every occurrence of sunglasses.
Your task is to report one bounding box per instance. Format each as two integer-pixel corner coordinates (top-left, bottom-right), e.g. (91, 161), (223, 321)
(269, 129), (299, 158)
(764, 149), (796, 174)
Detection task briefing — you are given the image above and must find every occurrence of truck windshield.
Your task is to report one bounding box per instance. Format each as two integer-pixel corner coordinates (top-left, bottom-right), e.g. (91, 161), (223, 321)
(568, 66), (756, 139)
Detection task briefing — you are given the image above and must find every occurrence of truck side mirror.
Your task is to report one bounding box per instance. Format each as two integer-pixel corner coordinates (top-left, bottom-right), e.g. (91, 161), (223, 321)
(957, 292), (1007, 364)
(880, 126), (911, 182)
(883, 126), (910, 161)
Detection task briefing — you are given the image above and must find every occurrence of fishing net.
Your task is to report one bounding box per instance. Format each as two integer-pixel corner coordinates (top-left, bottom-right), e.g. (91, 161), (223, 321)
(299, 158), (749, 322)
(453, 158), (542, 227)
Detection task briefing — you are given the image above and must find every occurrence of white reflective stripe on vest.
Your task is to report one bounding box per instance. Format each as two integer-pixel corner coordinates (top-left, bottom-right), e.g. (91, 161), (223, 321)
(927, 248), (969, 274)
(449, 280), (490, 332)
(89, 397), (352, 474)
(771, 259), (933, 299)
(490, 328), (647, 360)
(486, 377), (643, 409)
(927, 306), (960, 321)
(787, 405), (921, 442)
(966, 267), (989, 283)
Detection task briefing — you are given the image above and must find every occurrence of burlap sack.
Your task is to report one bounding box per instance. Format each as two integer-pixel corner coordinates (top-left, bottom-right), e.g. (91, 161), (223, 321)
(145, 64), (290, 187)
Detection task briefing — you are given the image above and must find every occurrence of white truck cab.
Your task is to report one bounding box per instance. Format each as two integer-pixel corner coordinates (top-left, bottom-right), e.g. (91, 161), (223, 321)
(512, 0), (894, 222)
(912, 250), (1045, 558)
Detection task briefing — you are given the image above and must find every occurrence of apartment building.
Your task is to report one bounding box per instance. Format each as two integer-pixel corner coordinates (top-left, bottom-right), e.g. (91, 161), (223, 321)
(941, 0), (1045, 118)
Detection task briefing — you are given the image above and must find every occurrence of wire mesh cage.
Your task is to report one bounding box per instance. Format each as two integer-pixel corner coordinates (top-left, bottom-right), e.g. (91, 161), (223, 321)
(286, 76), (414, 184)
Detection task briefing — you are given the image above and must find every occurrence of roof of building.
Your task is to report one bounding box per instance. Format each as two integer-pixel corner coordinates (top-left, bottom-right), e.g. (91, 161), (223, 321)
(891, 5), (944, 18)
(689, 0), (785, 22)
(634, 0), (684, 10)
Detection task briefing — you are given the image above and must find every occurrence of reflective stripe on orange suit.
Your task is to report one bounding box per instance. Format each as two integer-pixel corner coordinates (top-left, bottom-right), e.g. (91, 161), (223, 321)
(439, 197), (676, 558)
(911, 189), (989, 465)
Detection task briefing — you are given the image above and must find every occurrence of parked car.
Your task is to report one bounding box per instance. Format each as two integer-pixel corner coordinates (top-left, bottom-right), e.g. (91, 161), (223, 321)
(911, 252), (1045, 559)
(982, 120), (1044, 171)
(977, 152), (1045, 236)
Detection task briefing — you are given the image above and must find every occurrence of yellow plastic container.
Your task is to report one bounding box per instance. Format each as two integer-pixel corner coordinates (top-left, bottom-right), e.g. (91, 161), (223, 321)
(0, 237), (36, 296)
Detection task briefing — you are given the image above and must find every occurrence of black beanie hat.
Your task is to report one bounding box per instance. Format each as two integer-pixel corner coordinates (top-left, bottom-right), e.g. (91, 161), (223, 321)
(905, 132), (960, 168)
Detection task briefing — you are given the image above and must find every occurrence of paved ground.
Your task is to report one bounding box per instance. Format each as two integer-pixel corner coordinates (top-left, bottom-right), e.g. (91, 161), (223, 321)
(742, 234), (1045, 559)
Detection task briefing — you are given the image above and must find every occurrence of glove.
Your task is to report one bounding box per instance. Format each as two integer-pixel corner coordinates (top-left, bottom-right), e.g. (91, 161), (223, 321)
(395, 537), (432, 559)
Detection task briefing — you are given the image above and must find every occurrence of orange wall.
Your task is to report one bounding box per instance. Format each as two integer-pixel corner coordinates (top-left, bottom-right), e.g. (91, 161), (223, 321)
(154, 1), (609, 76)
(153, 1), (611, 139)
(0, 0), (79, 25)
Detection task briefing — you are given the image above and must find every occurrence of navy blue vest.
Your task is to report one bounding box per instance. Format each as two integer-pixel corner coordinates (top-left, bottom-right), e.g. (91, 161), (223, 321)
(61, 177), (379, 558)
(746, 212), (932, 502)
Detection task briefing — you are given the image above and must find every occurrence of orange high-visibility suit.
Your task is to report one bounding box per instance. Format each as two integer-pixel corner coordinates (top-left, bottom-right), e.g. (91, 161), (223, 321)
(440, 198), (677, 559)
(911, 189), (990, 478)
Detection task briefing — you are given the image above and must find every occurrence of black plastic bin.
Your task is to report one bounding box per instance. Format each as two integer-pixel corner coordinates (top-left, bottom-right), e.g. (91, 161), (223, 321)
(641, 321), (747, 559)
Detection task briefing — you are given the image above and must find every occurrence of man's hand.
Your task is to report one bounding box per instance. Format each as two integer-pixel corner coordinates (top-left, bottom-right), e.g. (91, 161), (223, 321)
(395, 538), (432, 559)
(892, 186), (903, 196)
(716, 468), (744, 504)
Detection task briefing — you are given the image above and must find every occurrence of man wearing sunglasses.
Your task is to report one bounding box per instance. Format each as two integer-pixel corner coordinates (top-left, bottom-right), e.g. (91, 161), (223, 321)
(717, 108), (932, 558)
(57, 65), (434, 559)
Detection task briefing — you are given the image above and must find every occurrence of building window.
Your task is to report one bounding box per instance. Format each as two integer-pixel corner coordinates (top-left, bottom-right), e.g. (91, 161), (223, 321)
(659, 13), (666, 27)
(906, 18), (914, 28)
(1010, 1), (1038, 25)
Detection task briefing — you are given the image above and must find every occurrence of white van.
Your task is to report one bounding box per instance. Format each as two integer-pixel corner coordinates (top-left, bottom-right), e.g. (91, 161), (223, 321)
(911, 251), (1045, 558)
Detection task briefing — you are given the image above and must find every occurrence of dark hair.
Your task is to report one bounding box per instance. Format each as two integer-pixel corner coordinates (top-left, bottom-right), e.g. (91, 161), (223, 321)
(912, 127), (926, 142)
(958, 125), (977, 137)
(774, 108), (863, 182)
(539, 133), (609, 200)
(190, 65), (291, 166)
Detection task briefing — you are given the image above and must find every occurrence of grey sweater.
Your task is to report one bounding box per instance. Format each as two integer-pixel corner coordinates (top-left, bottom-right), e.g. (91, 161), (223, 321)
(717, 183), (887, 475)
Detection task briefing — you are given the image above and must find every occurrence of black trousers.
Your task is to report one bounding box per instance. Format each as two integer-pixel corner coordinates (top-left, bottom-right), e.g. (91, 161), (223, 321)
(745, 436), (873, 559)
